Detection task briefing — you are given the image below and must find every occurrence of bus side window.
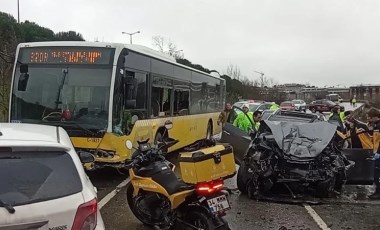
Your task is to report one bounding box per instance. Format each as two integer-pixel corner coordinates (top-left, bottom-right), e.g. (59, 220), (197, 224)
(174, 90), (189, 116)
(124, 71), (147, 111)
(151, 86), (172, 117)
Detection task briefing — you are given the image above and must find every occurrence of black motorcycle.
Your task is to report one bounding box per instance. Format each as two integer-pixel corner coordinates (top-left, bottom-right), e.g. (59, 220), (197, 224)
(237, 120), (355, 199)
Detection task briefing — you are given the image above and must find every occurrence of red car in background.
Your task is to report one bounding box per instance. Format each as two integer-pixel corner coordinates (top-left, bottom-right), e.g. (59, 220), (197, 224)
(280, 101), (296, 111)
(308, 99), (337, 113)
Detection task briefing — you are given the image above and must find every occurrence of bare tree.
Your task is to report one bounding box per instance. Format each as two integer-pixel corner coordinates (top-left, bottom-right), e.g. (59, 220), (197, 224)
(152, 35), (165, 52)
(226, 64), (242, 80)
(253, 74), (277, 88)
(152, 35), (183, 59)
(0, 48), (15, 121)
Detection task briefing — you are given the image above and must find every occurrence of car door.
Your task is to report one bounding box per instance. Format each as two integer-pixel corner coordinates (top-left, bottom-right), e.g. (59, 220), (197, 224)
(221, 106), (252, 164)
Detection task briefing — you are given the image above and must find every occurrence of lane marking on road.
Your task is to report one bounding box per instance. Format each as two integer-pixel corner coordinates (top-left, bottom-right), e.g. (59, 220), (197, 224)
(99, 178), (130, 210)
(304, 204), (331, 230)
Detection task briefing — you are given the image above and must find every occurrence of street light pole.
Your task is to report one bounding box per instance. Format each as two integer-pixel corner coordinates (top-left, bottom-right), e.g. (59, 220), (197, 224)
(17, 0), (20, 23)
(121, 31), (140, 44)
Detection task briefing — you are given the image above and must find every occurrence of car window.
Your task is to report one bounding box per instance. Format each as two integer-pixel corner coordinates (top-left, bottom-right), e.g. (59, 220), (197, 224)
(257, 105), (266, 111)
(0, 151), (82, 206)
(326, 100), (336, 106)
(249, 104), (260, 112)
(265, 104), (272, 109)
(233, 102), (244, 108)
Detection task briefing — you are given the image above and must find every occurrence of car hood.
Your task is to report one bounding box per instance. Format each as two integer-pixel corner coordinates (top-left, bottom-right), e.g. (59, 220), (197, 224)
(262, 120), (337, 158)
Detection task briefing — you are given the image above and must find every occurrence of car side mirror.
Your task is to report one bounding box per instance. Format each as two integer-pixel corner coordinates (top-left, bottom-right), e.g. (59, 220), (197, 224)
(78, 151), (95, 163)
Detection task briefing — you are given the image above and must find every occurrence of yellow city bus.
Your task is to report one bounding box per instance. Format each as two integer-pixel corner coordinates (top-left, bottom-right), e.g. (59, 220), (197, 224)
(9, 42), (225, 169)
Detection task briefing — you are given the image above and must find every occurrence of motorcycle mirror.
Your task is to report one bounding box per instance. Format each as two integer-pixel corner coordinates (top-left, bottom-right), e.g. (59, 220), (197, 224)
(126, 140), (133, 150)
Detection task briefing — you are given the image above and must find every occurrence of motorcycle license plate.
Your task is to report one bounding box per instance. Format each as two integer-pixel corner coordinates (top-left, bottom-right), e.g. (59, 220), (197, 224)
(206, 195), (230, 213)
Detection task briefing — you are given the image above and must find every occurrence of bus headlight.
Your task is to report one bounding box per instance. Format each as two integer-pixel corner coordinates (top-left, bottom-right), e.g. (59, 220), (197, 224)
(126, 140), (133, 150)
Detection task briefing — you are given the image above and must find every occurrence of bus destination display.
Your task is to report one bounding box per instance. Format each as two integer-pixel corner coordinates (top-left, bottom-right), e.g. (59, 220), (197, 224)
(19, 47), (114, 65)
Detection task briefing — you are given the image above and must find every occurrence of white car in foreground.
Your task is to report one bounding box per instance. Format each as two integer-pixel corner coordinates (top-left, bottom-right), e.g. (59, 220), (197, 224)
(0, 123), (104, 230)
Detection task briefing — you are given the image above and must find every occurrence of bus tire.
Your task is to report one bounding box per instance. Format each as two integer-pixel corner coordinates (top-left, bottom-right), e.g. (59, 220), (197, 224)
(206, 121), (213, 140)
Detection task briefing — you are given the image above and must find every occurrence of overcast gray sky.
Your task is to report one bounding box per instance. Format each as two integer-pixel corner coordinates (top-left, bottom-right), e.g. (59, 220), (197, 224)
(1, 0), (380, 87)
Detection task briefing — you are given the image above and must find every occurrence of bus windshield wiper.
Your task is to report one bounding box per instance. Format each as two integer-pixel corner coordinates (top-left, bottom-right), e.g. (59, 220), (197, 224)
(55, 68), (69, 109)
(0, 199), (15, 214)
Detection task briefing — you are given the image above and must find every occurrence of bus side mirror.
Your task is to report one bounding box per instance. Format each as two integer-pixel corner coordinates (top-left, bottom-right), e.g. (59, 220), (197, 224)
(18, 73), (29, 91)
(20, 64), (28, 73)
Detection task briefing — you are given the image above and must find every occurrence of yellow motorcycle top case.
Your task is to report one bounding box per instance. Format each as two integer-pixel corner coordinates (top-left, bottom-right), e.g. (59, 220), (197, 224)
(179, 143), (236, 184)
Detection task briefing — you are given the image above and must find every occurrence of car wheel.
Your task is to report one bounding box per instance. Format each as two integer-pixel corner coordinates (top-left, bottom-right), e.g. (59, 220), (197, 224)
(311, 108), (316, 113)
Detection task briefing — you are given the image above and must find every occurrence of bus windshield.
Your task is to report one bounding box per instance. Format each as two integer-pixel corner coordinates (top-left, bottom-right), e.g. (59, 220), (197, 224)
(10, 64), (112, 135)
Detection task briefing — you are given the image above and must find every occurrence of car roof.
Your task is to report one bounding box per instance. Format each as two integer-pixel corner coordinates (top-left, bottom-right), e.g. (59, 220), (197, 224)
(0, 123), (71, 151)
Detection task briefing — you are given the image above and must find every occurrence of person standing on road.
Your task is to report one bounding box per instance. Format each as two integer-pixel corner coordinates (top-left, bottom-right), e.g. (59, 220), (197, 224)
(218, 103), (233, 127)
(233, 104), (253, 133)
(367, 108), (380, 199)
(341, 111), (372, 148)
(329, 105), (344, 131)
(340, 106), (345, 123)
(252, 110), (263, 131)
(352, 96), (357, 108)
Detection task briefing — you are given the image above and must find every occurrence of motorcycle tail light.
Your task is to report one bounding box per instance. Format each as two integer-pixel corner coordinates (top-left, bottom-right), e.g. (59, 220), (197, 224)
(195, 180), (224, 197)
(72, 198), (97, 230)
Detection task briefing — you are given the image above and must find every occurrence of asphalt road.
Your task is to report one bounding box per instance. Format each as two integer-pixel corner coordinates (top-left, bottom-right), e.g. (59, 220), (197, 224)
(90, 164), (380, 230)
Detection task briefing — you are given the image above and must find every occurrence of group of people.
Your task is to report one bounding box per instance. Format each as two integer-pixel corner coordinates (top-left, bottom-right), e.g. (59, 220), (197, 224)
(217, 103), (262, 133)
(329, 105), (380, 199)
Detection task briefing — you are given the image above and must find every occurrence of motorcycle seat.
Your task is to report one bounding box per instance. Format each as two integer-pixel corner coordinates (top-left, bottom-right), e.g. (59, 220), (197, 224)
(152, 171), (193, 195)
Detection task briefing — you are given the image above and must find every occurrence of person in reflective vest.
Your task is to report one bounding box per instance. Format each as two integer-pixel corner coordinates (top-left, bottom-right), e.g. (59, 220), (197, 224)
(339, 105), (345, 123)
(340, 111), (372, 149)
(352, 96), (357, 108)
(252, 110), (263, 131)
(233, 104), (253, 133)
(270, 103), (279, 110)
(329, 105), (344, 131)
(367, 108), (380, 199)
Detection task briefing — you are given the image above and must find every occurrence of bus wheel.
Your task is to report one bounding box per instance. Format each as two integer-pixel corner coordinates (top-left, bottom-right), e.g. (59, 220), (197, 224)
(206, 121), (213, 140)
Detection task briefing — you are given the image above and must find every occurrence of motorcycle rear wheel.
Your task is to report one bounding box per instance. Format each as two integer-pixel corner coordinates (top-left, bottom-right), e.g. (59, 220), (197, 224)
(183, 211), (225, 230)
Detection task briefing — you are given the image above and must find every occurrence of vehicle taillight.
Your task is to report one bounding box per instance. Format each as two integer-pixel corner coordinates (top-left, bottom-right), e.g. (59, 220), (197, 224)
(72, 198), (97, 230)
(195, 180), (224, 197)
